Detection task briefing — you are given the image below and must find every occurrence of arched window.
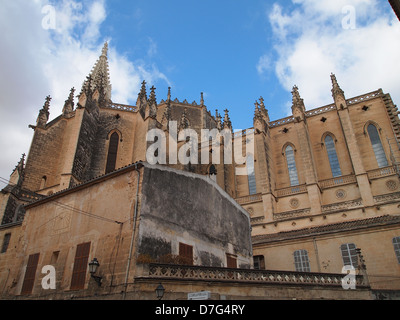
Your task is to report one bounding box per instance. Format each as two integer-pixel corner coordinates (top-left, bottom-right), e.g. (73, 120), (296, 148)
(40, 176), (47, 190)
(285, 145), (299, 186)
(247, 154), (257, 195)
(106, 132), (119, 174)
(393, 237), (400, 264)
(325, 135), (342, 177)
(294, 250), (310, 272)
(367, 124), (388, 168)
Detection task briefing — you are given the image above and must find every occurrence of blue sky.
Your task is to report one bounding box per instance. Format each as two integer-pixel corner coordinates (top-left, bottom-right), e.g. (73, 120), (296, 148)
(103, 0), (287, 128)
(0, 0), (399, 181)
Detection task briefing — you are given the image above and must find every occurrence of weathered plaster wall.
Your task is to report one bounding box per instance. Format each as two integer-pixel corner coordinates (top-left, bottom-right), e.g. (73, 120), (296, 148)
(137, 165), (252, 268)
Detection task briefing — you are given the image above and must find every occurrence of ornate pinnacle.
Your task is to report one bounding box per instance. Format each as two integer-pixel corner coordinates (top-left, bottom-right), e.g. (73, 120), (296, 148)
(139, 81), (147, 99)
(223, 109), (232, 129)
(44, 95), (51, 111)
(63, 88), (76, 116)
(331, 73), (345, 99)
(101, 41), (108, 57)
(167, 87), (171, 101)
(291, 85), (305, 113)
(37, 95), (51, 127)
(149, 86), (157, 104)
(179, 108), (189, 130)
(215, 109), (222, 130)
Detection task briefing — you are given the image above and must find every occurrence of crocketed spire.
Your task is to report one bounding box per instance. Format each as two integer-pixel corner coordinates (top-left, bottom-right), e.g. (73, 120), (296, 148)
(80, 42), (112, 102)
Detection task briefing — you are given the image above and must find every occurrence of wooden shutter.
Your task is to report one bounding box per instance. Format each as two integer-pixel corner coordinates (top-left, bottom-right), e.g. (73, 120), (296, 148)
(21, 253), (40, 295)
(70, 242), (91, 290)
(226, 254), (237, 269)
(179, 243), (193, 265)
(105, 132), (119, 174)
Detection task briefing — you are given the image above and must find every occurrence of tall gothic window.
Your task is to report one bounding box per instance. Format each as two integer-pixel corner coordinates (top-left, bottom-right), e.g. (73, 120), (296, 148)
(247, 155), (257, 195)
(106, 132), (119, 174)
(325, 135), (342, 177)
(285, 145), (299, 186)
(367, 124), (388, 168)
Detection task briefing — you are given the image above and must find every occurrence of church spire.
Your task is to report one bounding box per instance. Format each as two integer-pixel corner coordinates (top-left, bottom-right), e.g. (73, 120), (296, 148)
(80, 42), (112, 102)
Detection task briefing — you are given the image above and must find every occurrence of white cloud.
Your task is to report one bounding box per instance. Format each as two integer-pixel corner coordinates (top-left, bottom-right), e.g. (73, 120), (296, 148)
(257, 54), (273, 75)
(0, 0), (169, 183)
(264, 0), (400, 113)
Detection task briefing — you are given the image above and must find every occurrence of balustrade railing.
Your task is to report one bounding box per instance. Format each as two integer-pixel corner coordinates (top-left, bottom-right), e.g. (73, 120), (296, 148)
(367, 166), (398, 180)
(140, 263), (367, 288)
(235, 194), (262, 205)
(275, 185), (307, 197)
(103, 103), (138, 113)
(319, 175), (357, 189)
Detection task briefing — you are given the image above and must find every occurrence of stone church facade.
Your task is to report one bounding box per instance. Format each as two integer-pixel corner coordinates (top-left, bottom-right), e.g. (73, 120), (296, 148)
(0, 42), (399, 299)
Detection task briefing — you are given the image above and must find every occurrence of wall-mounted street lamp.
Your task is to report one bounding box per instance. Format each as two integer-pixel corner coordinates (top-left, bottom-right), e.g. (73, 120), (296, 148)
(155, 283), (165, 300)
(88, 258), (102, 287)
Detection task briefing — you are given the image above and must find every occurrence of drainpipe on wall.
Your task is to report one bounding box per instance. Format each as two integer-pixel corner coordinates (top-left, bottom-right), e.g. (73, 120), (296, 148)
(122, 163), (141, 300)
(313, 237), (321, 273)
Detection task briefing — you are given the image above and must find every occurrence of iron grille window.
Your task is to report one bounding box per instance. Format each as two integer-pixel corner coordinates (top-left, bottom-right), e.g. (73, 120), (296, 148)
(106, 132), (119, 174)
(325, 135), (342, 177)
(21, 253), (40, 295)
(294, 250), (310, 272)
(393, 237), (400, 264)
(340, 243), (358, 268)
(367, 124), (388, 168)
(1, 233), (11, 254)
(285, 145), (299, 186)
(70, 242), (91, 290)
(247, 155), (257, 195)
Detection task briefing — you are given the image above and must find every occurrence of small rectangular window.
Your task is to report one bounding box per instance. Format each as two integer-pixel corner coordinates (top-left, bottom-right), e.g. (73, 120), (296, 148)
(340, 243), (358, 268)
(1, 233), (11, 253)
(294, 250), (310, 272)
(226, 254), (237, 269)
(253, 255), (265, 270)
(179, 243), (193, 266)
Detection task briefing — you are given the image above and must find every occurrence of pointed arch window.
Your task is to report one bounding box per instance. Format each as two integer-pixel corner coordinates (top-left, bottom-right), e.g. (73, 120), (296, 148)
(324, 135), (342, 177)
(367, 124), (388, 168)
(106, 132), (119, 174)
(285, 145), (299, 186)
(247, 154), (257, 195)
